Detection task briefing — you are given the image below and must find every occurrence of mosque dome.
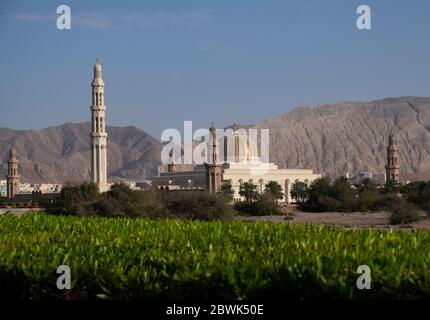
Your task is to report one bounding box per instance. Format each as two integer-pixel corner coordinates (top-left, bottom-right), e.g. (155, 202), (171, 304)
(223, 124), (259, 163)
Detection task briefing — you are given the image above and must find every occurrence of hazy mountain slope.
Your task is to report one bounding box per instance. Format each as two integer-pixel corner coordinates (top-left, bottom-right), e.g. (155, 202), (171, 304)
(0, 123), (161, 183)
(253, 96), (430, 180)
(1, 97), (430, 184)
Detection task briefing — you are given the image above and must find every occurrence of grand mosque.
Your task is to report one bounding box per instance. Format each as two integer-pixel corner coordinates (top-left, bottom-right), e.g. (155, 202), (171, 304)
(152, 123), (322, 203)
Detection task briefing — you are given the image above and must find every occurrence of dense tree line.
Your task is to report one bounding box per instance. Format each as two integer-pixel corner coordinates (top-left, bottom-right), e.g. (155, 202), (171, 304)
(42, 178), (430, 225)
(47, 180), (287, 219)
(290, 177), (429, 224)
(47, 182), (234, 220)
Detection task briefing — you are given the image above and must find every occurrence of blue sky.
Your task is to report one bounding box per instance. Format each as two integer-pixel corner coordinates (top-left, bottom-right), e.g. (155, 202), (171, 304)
(1, 0), (429, 138)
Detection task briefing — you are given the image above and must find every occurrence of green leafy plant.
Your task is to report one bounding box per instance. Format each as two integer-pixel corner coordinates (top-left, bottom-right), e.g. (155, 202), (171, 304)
(1, 214), (430, 300)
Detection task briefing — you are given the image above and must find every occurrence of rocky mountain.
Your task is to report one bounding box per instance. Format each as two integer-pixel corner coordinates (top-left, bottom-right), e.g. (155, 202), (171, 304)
(0, 123), (161, 183)
(253, 96), (430, 181)
(1, 97), (429, 183)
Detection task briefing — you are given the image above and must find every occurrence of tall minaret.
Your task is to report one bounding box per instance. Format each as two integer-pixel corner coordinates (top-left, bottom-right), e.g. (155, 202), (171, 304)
(6, 147), (20, 199)
(90, 60), (108, 191)
(205, 123), (222, 193)
(385, 134), (400, 184)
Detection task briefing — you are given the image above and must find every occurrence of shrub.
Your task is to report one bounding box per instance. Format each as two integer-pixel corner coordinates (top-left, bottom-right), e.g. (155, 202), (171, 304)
(306, 177), (359, 212)
(163, 191), (234, 220)
(390, 201), (422, 225)
(317, 195), (342, 212)
(369, 193), (399, 211)
(94, 184), (166, 218)
(355, 191), (377, 212)
(234, 195), (284, 216)
(220, 181), (234, 200)
(401, 181), (430, 211)
(307, 177), (331, 207)
(47, 182), (100, 216)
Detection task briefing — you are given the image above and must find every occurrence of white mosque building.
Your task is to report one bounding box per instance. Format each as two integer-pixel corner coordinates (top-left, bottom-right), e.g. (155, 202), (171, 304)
(152, 124), (321, 203)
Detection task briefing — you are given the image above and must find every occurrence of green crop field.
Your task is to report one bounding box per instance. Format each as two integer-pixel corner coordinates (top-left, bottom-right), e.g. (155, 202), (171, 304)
(0, 213), (429, 299)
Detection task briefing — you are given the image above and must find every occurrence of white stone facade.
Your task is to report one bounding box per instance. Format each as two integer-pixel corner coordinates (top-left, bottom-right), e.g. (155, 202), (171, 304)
(222, 162), (320, 203)
(153, 126), (321, 202)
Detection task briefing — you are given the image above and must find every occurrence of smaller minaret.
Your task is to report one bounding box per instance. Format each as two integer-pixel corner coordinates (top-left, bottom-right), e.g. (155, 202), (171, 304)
(6, 147), (20, 199)
(385, 134), (400, 184)
(167, 161), (177, 173)
(205, 123), (222, 193)
(167, 149), (177, 173)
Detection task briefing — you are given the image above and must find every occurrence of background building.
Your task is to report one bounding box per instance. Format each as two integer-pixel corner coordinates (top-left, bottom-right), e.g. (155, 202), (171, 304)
(0, 180), (6, 197)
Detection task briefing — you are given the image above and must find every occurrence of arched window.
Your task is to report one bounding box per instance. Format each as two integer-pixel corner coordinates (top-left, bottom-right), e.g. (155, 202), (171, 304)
(96, 117), (99, 131)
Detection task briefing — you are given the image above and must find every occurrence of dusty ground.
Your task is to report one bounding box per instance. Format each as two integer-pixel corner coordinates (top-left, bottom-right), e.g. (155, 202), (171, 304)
(2, 208), (429, 230)
(239, 208), (430, 230)
(0, 208), (42, 216)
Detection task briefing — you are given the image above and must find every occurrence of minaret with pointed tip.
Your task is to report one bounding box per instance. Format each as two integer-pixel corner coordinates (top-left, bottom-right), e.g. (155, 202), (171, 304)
(205, 123), (222, 193)
(90, 60), (108, 191)
(6, 147), (20, 199)
(385, 134), (400, 184)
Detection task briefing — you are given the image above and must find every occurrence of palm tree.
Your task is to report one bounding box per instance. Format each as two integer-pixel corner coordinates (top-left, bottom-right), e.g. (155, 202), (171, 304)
(290, 180), (309, 204)
(239, 182), (259, 202)
(264, 181), (284, 203)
